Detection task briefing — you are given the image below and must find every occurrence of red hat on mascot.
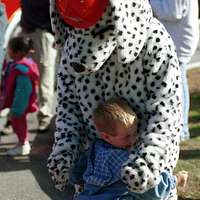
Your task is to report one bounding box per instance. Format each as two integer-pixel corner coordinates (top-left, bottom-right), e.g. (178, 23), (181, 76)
(56, 0), (109, 29)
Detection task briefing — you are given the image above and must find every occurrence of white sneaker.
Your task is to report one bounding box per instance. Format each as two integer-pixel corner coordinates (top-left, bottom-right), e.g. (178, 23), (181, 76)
(7, 143), (31, 156)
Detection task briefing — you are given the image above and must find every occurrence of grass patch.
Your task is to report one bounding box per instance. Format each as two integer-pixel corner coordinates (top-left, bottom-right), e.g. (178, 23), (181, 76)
(176, 94), (200, 200)
(189, 111), (200, 123)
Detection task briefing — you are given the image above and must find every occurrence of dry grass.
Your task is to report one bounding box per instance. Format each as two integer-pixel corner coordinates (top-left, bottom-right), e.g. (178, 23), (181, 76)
(176, 69), (200, 200)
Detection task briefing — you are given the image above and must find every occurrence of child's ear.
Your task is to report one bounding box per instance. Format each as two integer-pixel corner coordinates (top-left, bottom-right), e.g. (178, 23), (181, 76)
(100, 132), (111, 143)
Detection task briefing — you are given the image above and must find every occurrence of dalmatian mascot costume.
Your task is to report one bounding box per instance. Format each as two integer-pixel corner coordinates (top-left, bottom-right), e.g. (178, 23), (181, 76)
(48, 0), (182, 199)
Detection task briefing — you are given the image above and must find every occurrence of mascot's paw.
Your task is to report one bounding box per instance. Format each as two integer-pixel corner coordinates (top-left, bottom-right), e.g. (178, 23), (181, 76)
(121, 154), (161, 193)
(47, 151), (74, 191)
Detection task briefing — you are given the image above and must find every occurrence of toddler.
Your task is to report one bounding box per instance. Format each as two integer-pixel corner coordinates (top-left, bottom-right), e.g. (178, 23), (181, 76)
(0, 36), (39, 156)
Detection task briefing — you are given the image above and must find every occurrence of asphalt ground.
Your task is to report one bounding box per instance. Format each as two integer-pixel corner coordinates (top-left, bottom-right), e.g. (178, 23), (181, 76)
(0, 113), (73, 200)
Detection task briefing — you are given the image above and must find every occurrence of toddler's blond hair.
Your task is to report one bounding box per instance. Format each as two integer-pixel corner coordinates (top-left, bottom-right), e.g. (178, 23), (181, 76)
(93, 98), (137, 135)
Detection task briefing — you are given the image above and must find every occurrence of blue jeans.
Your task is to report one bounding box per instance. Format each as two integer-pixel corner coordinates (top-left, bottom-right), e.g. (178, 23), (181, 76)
(180, 62), (190, 140)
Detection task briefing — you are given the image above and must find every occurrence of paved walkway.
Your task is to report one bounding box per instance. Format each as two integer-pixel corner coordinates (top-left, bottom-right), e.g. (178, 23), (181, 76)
(0, 113), (73, 200)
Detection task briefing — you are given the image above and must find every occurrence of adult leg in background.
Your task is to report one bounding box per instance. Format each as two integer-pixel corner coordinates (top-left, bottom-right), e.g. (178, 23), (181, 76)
(180, 62), (190, 141)
(22, 29), (58, 132)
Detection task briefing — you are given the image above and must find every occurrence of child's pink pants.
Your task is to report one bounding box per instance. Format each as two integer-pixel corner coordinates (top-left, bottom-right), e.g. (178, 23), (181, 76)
(11, 113), (29, 145)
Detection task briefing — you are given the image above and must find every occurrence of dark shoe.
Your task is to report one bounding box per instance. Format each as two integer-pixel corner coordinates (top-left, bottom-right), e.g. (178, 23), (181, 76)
(38, 113), (53, 133)
(38, 120), (51, 132)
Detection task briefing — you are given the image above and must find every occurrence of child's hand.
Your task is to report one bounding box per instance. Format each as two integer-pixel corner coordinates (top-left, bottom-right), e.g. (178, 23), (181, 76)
(73, 184), (84, 199)
(176, 170), (188, 188)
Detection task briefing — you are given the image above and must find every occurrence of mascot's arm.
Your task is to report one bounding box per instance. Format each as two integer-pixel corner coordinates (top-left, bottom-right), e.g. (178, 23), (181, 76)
(48, 0), (86, 191)
(47, 71), (85, 191)
(121, 32), (182, 193)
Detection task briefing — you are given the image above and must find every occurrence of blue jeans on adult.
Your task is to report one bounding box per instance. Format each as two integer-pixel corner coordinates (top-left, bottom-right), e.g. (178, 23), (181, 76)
(180, 62), (190, 140)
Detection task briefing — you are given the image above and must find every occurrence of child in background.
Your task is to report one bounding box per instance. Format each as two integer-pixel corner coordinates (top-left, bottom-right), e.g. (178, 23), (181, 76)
(0, 36), (39, 156)
(70, 98), (188, 200)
